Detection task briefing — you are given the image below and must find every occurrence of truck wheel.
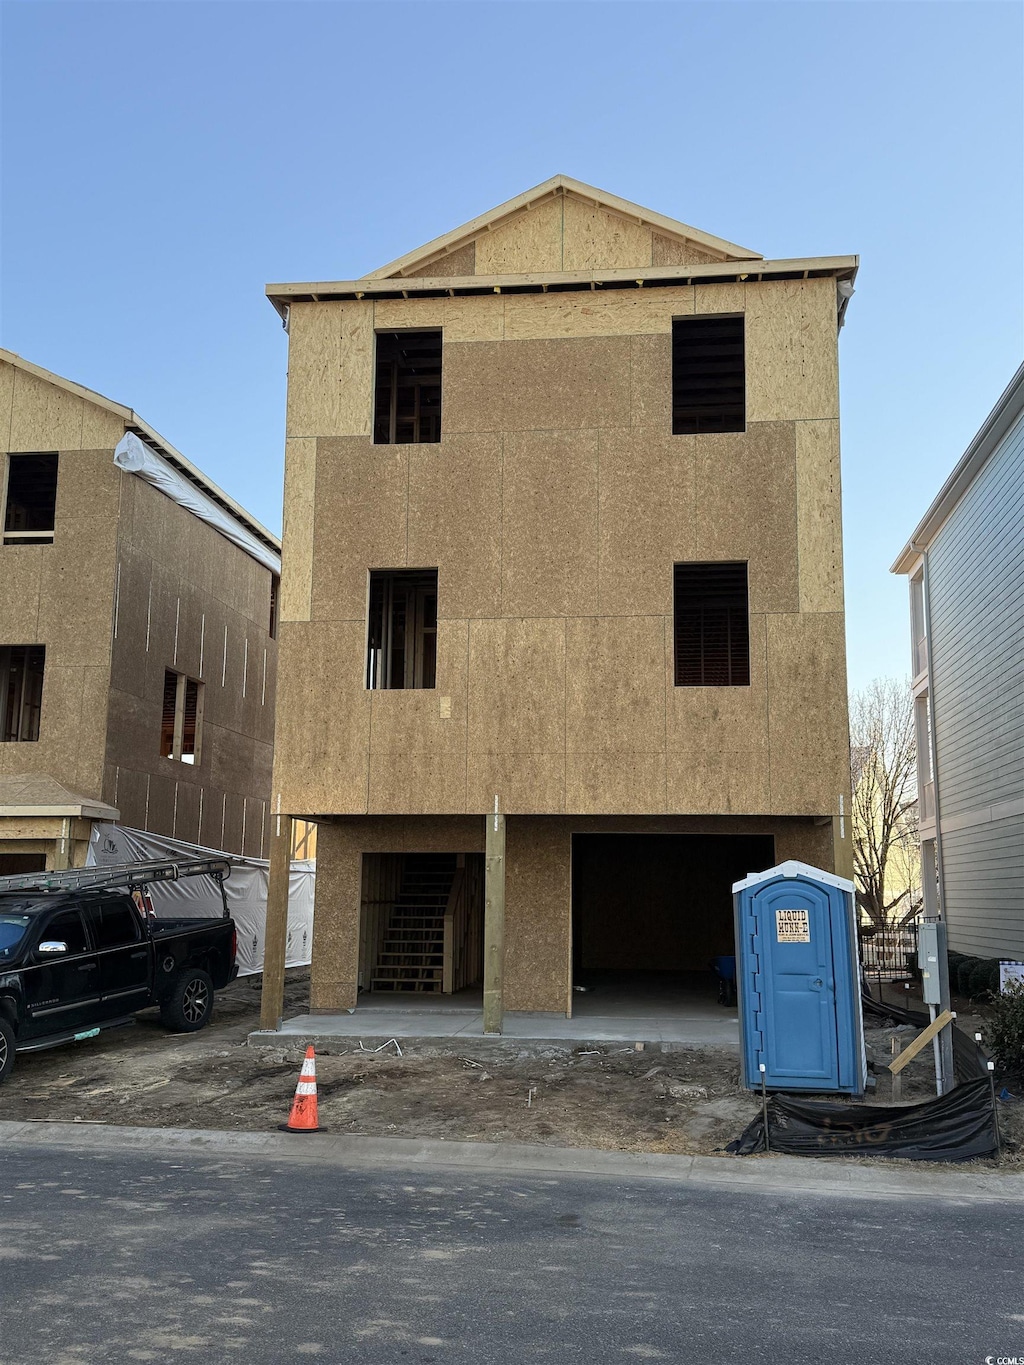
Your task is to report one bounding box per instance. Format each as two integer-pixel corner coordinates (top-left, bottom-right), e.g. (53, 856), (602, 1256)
(160, 969), (214, 1033)
(0, 1016), (15, 1084)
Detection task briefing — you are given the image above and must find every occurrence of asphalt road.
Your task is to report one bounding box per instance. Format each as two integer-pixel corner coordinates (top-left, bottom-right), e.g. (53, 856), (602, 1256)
(0, 1139), (1020, 1365)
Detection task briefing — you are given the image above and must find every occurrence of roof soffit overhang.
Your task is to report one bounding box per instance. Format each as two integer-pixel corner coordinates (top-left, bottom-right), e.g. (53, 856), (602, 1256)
(365, 175), (764, 280)
(267, 254), (859, 318)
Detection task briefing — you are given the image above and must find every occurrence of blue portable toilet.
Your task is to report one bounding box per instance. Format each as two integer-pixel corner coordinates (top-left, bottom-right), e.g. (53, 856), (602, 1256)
(733, 861), (866, 1095)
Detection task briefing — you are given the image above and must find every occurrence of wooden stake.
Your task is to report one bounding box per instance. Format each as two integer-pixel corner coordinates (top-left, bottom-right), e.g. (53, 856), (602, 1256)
(260, 811), (293, 1032)
(890, 1037), (903, 1101)
(483, 805), (505, 1035)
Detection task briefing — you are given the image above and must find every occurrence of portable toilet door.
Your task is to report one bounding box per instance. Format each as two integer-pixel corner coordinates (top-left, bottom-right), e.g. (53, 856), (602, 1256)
(733, 861), (866, 1095)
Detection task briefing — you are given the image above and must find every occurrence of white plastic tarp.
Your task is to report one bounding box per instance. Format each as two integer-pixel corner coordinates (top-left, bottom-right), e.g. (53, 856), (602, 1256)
(113, 432), (282, 576)
(86, 823), (314, 976)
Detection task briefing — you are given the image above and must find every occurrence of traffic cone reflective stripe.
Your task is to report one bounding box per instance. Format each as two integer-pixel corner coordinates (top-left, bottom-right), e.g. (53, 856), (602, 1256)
(282, 1045), (320, 1133)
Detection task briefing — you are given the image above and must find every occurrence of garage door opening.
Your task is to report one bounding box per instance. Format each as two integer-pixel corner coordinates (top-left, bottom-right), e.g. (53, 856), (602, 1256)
(358, 852), (484, 1002)
(571, 833), (775, 1013)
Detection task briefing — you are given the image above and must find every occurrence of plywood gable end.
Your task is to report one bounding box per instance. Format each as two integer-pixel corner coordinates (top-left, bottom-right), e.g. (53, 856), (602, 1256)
(369, 177), (762, 280)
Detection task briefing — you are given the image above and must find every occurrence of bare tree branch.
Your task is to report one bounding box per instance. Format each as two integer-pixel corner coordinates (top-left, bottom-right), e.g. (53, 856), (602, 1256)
(850, 677), (921, 931)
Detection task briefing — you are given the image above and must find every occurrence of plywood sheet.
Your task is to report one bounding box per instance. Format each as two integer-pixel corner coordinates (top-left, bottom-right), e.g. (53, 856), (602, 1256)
(443, 296), (505, 343)
(80, 400), (125, 449)
(746, 278), (839, 423)
(0, 361), (15, 449)
(9, 367), (84, 451)
(666, 747), (770, 815)
(501, 429), (599, 617)
(280, 437), (315, 623)
(369, 618), (469, 753)
(307, 829), (361, 1009)
(310, 437), (408, 621)
(475, 199), (564, 275)
(504, 818), (571, 1012)
(286, 301), (374, 439)
(562, 197), (653, 272)
(666, 613), (769, 757)
(273, 620), (372, 815)
(766, 611), (849, 815)
(503, 336), (631, 431)
(565, 749), (667, 815)
(629, 337), (675, 441)
(373, 298), (445, 331)
(795, 419), (844, 613)
(466, 751), (565, 815)
(695, 282), (746, 315)
(406, 240), (477, 278)
(693, 423), (800, 615)
(598, 428), (695, 615)
(503, 288), (686, 342)
(0, 547), (43, 639)
(407, 433), (502, 618)
(652, 233), (721, 267)
(565, 615), (666, 755)
(467, 617), (566, 755)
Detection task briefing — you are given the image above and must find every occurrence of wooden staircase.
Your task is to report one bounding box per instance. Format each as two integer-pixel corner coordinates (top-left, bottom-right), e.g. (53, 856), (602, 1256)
(370, 854), (457, 992)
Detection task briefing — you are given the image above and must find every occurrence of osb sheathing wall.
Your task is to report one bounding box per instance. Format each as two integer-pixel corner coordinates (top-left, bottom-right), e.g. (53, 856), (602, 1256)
(0, 358), (278, 858)
(105, 474), (278, 857)
(0, 361), (124, 796)
(275, 273), (849, 824)
(311, 814), (834, 1013)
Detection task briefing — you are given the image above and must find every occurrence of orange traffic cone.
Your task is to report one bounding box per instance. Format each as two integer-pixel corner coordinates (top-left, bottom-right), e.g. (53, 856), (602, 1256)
(280, 1045), (320, 1133)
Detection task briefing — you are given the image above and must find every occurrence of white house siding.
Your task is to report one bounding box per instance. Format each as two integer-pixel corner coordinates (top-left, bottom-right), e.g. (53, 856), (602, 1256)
(928, 409), (1024, 958)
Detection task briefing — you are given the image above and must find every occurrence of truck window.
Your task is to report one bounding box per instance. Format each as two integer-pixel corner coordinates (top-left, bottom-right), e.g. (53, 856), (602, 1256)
(88, 898), (143, 950)
(44, 909), (88, 955)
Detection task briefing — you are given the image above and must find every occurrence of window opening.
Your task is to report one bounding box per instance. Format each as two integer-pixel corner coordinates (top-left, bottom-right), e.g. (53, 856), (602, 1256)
(367, 570), (438, 689)
(674, 563), (750, 687)
(269, 574), (280, 639)
(672, 317), (745, 435)
(373, 331), (442, 444)
(4, 453), (58, 544)
(0, 645), (45, 741)
(160, 669), (204, 762)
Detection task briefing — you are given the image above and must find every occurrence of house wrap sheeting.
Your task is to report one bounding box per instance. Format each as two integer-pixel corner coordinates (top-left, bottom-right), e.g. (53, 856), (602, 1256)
(87, 822), (313, 975)
(114, 432), (282, 576)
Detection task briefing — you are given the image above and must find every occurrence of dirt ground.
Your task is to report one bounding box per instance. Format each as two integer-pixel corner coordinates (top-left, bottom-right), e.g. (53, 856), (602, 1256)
(2, 972), (1021, 1167)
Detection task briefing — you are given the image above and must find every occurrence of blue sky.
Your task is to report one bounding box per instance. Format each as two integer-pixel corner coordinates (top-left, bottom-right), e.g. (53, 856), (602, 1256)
(2, 1), (1021, 693)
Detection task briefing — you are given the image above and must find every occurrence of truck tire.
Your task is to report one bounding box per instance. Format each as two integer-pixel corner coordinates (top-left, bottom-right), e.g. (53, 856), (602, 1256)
(160, 968), (214, 1033)
(0, 1015), (15, 1084)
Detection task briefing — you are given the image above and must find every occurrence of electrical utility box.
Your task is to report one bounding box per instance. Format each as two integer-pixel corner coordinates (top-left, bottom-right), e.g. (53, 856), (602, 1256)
(733, 861), (866, 1095)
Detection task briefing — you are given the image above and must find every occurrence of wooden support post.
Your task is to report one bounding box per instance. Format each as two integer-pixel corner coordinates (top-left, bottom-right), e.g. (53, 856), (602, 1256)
(260, 811), (293, 1032)
(52, 817), (72, 872)
(483, 807), (505, 1035)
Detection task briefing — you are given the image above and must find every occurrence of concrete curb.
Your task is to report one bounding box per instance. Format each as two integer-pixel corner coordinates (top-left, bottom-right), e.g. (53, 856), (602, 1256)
(1, 1119), (1020, 1202)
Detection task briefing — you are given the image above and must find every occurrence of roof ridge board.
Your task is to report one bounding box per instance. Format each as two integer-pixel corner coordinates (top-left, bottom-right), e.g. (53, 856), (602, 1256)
(0, 348), (280, 554)
(363, 176), (763, 280)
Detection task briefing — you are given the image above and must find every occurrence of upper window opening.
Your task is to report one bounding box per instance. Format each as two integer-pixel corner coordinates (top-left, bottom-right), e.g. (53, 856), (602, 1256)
(0, 645), (45, 741)
(160, 669), (204, 763)
(674, 563), (750, 687)
(4, 453), (58, 544)
(367, 570), (438, 689)
(672, 317), (745, 435)
(373, 331), (442, 444)
(269, 574), (280, 640)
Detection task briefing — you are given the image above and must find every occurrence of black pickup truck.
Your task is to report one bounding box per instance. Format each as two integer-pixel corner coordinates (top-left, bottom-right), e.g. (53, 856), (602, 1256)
(0, 858), (237, 1083)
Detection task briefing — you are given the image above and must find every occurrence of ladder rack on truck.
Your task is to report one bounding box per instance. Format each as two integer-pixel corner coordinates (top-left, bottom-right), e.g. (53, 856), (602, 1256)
(0, 858), (232, 916)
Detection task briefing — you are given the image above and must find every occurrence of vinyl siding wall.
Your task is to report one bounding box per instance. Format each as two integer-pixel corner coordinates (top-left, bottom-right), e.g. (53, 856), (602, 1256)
(929, 409), (1024, 958)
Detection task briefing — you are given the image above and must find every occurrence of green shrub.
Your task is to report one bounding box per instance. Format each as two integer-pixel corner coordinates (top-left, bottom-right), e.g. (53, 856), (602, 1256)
(957, 957), (982, 994)
(947, 950), (965, 976)
(968, 959), (1001, 1000)
(984, 982), (1024, 1079)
